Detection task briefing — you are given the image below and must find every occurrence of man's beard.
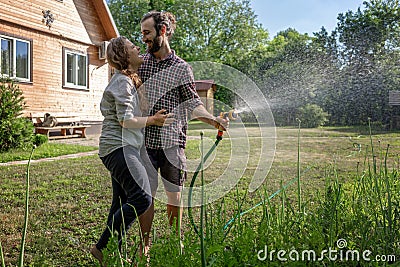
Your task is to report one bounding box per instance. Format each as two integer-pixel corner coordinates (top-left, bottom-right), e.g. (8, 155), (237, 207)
(147, 35), (163, 53)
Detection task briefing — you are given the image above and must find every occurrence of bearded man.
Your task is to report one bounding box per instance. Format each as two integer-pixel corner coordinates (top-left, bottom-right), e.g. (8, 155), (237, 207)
(137, 10), (228, 255)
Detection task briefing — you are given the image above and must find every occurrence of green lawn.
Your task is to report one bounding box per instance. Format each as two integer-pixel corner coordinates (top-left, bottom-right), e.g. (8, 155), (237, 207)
(0, 143), (98, 163)
(0, 126), (399, 266)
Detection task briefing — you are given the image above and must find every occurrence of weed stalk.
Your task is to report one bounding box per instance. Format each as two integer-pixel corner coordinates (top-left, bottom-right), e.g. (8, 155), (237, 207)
(199, 131), (206, 267)
(18, 145), (35, 267)
(296, 118), (302, 213)
(384, 145), (393, 252)
(0, 241), (5, 267)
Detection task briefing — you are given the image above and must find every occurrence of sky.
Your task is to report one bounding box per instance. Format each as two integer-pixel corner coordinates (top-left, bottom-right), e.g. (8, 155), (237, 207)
(250, 0), (365, 38)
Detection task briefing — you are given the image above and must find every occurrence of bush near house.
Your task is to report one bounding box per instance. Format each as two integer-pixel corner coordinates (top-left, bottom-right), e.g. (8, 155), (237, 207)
(0, 76), (34, 152)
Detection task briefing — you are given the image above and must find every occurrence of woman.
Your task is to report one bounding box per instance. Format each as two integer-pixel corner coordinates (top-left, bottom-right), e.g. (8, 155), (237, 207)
(90, 36), (173, 265)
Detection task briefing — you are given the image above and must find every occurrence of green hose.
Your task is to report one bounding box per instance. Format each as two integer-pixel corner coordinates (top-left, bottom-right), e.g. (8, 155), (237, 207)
(187, 134), (222, 237)
(187, 131), (313, 240)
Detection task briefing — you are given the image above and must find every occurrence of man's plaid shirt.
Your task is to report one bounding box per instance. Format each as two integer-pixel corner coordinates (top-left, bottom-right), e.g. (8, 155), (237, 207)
(138, 51), (203, 149)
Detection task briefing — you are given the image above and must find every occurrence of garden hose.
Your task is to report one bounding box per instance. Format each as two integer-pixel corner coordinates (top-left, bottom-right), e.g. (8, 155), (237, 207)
(187, 111), (314, 240)
(188, 162), (313, 240)
(187, 110), (236, 237)
(187, 132), (222, 237)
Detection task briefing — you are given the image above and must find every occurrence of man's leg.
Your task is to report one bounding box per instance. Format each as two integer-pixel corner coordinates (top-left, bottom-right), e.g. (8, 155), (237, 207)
(161, 146), (186, 256)
(161, 146), (186, 229)
(165, 191), (182, 228)
(166, 190), (184, 255)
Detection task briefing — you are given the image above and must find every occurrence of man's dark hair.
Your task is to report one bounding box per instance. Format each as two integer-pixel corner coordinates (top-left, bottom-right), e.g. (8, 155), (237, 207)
(141, 11), (176, 38)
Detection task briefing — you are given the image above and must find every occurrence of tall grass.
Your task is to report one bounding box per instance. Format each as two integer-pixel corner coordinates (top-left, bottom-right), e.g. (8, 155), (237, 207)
(0, 145), (35, 267)
(0, 241), (4, 267)
(17, 146), (34, 267)
(296, 118), (302, 213)
(199, 131), (206, 267)
(161, 124), (399, 266)
(1, 126), (399, 266)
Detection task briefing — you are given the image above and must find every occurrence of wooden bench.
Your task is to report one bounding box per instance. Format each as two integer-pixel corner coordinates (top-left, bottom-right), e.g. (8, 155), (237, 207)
(30, 115), (91, 139)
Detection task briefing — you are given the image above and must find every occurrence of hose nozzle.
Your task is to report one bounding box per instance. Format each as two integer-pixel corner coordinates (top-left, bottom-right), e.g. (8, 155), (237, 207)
(216, 110), (237, 139)
(219, 110), (238, 121)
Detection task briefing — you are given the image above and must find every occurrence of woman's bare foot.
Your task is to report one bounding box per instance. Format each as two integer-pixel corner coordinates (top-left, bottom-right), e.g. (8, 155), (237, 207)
(90, 245), (104, 266)
(138, 245), (150, 265)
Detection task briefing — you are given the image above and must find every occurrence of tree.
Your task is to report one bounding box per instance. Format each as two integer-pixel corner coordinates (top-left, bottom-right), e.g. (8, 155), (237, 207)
(247, 29), (335, 126)
(107, 0), (269, 105)
(107, 0), (267, 65)
(0, 77), (34, 152)
(325, 0), (400, 125)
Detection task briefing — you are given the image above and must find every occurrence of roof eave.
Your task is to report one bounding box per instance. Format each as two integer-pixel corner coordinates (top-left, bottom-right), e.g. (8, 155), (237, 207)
(93, 0), (119, 40)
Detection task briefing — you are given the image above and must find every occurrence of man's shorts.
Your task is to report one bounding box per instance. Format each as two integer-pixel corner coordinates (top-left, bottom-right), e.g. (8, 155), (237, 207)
(141, 146), (187, 193)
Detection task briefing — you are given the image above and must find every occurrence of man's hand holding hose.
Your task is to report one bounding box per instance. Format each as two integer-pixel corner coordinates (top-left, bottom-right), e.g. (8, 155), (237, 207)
(191, 105), (229, 132)
(214, 116), (229, 131)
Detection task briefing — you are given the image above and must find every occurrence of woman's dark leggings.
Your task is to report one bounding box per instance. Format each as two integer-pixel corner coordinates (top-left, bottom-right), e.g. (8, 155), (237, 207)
(96, 146), (152, 250)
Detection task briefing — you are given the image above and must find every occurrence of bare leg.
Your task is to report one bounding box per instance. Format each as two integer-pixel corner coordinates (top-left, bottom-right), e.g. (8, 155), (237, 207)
(138, 197), (155, 257)
(166, 191), (184, 255)
(165, 191), (183, 230)
(90, 245), (104, 267)
(138, 191), (183, 258)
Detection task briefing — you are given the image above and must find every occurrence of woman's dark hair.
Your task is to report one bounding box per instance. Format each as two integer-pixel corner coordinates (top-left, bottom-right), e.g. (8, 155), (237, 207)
(107, 36), (148, 113)
(107, 36), (130, 71)
(141, 11), (176, 38)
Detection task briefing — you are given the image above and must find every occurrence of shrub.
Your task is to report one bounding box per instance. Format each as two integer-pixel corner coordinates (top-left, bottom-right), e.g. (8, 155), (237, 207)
(0, 76), (34, 152)
(297, 104), (330, 128)
(32, 134), (48, 147)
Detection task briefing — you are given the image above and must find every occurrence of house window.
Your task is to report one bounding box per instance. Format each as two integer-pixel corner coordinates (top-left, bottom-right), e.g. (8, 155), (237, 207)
(0, 35), (31, 81)
(64, 49), (88, 89)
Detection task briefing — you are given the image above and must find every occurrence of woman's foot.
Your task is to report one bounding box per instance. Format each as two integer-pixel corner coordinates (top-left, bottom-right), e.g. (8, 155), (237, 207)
(138, 245), (150, 265)
(90, 245), (104, 267)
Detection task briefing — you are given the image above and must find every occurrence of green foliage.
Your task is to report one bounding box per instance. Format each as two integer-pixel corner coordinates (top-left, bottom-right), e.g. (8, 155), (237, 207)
(32, 134), (48, 147)
(297, 104), (330, 128)
(107, 0), (268, 107)
(0, 77), (33, 152)
(108, 0), (268, 66)
(107, 0), (400, 127)
(245, 29), (337, 126)
(102, 232), (126, 266)
(171, 0), (268, 66)
(314, 0), (400, 126)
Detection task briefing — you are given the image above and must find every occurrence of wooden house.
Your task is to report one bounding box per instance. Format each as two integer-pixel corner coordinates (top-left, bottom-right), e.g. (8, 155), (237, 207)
(195, 80), (216, 114)
(0, 0), (217, 128)
(0, 0), (118, 122)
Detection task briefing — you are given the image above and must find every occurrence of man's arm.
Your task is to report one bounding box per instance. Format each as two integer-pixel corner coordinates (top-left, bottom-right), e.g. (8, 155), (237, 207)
(191, 105), (228, 131)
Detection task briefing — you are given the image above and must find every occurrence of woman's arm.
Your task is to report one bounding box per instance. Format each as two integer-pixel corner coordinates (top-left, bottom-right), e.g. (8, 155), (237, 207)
(119, 109), (175, 129)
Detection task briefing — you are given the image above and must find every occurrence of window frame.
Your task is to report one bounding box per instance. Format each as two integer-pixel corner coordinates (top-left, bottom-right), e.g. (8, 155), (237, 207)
(63, 47), (89, 90)
(0, 34), (32, 82)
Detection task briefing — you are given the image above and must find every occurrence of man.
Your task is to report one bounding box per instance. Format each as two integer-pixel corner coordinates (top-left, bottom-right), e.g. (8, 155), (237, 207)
(138, 11), (228, 254)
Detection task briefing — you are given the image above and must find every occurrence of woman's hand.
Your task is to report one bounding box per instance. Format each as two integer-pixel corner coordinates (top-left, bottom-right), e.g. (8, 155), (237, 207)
(148, 109), (175, 126)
